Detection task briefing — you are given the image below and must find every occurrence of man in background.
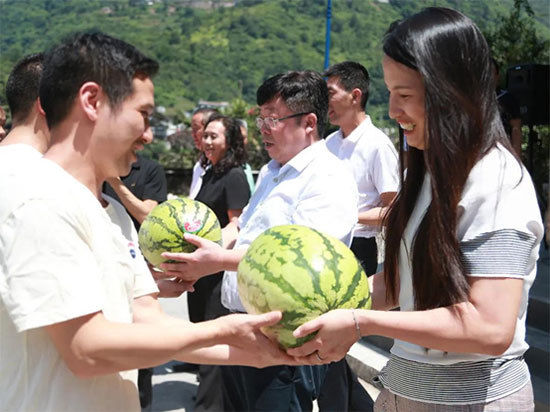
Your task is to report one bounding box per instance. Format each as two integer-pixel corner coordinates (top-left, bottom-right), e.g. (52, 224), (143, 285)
(0, 53), (49, 163)
(324, 61), (398, 276)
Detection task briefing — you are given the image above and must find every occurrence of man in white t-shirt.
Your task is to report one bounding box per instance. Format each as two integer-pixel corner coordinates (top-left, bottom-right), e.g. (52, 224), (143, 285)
(159, 71), (359, 411)
(0, 32), (294, 412)
(0, 53), (49, 170)
(189, 107), (218, 198)
(324, 61), (399, 276)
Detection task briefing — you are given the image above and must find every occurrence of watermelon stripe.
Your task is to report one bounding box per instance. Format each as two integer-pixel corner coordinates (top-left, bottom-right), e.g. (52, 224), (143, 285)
(241, 248), (318, 312)
(334, 264), (367, 309)
(145, 215), (183, 239)
(262, 229), (324, 308)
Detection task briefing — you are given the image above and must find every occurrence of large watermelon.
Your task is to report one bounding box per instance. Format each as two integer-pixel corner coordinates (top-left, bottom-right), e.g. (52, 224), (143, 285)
(237, 224), (371, 348)
(138, 197), (222, 267)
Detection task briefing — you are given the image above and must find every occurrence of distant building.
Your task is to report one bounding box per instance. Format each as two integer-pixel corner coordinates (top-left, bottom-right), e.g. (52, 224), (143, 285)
(197, 99), (229, 111)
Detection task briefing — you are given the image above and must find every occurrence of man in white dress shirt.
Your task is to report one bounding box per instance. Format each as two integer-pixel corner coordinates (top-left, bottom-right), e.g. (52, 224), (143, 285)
(161, 70), (359, 411)
(324, 61), (399, 276)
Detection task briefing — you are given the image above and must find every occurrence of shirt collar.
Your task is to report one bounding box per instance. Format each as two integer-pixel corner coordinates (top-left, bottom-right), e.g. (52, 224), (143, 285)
(342, 115), (372, 144)
(266, 139), (325, 176)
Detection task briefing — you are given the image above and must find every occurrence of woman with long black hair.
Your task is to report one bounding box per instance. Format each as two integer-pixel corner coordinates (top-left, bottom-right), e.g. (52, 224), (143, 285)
(289, 7), (543, 411)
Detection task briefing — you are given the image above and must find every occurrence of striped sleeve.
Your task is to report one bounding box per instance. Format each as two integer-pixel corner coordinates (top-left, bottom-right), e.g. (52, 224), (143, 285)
(460, 229), (538, 277)
(456, 147), (543, 278)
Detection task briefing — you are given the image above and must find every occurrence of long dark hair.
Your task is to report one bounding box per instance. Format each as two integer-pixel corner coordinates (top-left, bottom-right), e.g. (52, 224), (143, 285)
(382, 8), (517, 310)
(201, 113), (247, 176)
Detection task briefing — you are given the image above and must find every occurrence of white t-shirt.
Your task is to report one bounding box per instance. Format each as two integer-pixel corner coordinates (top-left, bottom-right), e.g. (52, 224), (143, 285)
(221, 140), (359, 312)
(325, 116), (399, 238)
(0, 159), (158, 412)
(0, 143), (42, 177)
(380, 145), (543, 404)
(189, 160), (205, 199)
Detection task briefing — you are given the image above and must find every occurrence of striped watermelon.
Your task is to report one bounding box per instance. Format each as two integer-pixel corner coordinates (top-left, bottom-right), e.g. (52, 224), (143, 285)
(138, 197), (222, 267)
(237, 224), (371, 348)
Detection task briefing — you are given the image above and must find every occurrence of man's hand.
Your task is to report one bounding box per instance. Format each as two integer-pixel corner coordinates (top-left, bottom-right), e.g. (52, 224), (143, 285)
(160, 233), (243, 281)
(213, 311), (302, 368)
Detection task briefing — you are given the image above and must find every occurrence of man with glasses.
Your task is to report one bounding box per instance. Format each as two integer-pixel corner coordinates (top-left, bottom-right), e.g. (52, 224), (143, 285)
(161, 70), (358, 411)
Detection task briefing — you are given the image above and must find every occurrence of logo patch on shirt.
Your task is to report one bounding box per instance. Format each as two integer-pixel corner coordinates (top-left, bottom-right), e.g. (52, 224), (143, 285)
(128, 242), (137, 259)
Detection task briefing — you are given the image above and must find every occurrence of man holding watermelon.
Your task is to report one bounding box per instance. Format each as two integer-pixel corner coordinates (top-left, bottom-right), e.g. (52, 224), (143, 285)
(0, 32), (298, 412)
(161, 70), (359, 411)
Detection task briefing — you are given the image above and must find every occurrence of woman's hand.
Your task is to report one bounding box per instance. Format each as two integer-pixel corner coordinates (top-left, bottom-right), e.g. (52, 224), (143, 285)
(286, 309), (361, 363)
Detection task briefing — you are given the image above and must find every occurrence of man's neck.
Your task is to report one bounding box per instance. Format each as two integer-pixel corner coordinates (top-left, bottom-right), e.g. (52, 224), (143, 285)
(340, 111), (367, 138)
(0, 122), (49, 154)
(44, 122), (104, 203)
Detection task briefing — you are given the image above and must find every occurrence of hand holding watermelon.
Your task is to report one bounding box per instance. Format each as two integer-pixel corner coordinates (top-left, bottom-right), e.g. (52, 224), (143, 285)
(286, 308), (365, 364)
(212, 311), (303, 368)
(138, 197), (222, 268)
(159, 233), (231, 282)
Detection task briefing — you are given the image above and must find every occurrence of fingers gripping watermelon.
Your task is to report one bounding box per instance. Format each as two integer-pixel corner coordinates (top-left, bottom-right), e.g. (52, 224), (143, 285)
(138, 197), (222, 267)
(237, 225), (371, 348)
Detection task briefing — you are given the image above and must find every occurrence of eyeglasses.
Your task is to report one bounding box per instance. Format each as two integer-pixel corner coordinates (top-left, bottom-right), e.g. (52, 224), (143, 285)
(255, 112), (310, 130)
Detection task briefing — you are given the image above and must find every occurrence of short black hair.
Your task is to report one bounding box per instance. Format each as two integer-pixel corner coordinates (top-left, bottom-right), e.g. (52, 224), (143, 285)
(257, 70), (328, 138)
(323, 61), (370, 109)
(40, 31), (159, 129)
(6, 53), (44, 123)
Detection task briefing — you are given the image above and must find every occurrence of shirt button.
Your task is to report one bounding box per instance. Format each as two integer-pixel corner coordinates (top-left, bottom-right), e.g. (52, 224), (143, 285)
(273, 178), (279, 183)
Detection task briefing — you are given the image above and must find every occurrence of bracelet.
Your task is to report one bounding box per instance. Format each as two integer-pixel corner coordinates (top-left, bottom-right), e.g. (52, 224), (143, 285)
(351, 309), (362, 341)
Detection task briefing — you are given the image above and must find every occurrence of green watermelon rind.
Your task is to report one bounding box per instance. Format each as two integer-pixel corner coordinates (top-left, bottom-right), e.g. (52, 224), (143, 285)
(138, 197), (222, 267)
(237, 224), (371, 349)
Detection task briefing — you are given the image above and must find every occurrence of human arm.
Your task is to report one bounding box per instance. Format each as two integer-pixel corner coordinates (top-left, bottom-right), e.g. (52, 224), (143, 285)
(105, 176), (159, 224)
(357, 191), (396, 226)
(44, 296), (295, 378)
(288, 276), (523, 363)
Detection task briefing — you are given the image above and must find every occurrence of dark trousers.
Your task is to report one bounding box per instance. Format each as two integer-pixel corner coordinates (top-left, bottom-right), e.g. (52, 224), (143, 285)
(138, 367), (153, 411)
(219, 364), (329, 411)
(350, 236), (378, 275)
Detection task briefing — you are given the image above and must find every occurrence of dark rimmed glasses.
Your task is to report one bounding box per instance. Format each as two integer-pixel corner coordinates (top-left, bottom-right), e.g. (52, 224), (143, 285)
(255, 112), (310, 130)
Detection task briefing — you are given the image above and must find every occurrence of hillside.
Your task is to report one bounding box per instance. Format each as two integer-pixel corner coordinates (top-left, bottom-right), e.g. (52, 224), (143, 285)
(1, 0), (549, 127)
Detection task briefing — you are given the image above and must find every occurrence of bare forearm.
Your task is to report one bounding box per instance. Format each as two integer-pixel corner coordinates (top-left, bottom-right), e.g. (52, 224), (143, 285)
(357, 207), (387, 226)
(356, 302), (511, 355)
(106, 178), (157, 224)
(49, 313), (223, 377)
